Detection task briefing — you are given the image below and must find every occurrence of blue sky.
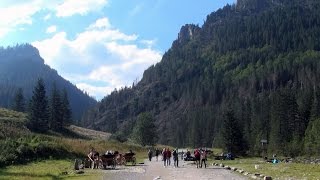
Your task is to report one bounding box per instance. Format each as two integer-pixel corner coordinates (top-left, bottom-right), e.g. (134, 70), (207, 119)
(0, 0), (235, 100)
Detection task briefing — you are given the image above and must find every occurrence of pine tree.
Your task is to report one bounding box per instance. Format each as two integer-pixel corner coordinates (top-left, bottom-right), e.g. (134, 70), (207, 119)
(304, 87), (320, 155)
(12, 88), (25, 112)
(49, 83), (63, 131)
(27, 79), (49, 132)
(304, 118), (320, 155)
(222, 109), (247, 155)
(61, 88), (72, 125)
(269, 88), (301, 156)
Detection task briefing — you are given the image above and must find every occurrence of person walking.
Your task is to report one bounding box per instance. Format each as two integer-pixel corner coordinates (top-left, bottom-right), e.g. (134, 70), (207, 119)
(155, 148), (160, 161)
(200, 150), (207, 168)
(173, 149), (179, 167)
(162, 148), (167, 167)
(194, 149), (201, 168)
(148, 149), (153, 161)
(181, 150), (184, 160)
(166, 148), (171, 166)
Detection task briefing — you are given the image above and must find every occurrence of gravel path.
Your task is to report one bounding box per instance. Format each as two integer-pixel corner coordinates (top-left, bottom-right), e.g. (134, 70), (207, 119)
(102, 156), (247, 180)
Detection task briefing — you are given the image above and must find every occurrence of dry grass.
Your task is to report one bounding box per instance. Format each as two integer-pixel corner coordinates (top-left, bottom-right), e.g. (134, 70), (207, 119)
(0, 108), (26, 120)
(66, 125), (111, 140)
(0, 108), (30, 138)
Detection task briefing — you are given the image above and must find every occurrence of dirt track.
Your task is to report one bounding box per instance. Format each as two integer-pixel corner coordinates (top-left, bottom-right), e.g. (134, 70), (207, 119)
(102, 156), (247, 180)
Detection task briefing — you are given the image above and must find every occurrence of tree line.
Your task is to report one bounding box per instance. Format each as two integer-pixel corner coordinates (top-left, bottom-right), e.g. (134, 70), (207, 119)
(81, 0), (320, 156)
(12, 78), (72, 132)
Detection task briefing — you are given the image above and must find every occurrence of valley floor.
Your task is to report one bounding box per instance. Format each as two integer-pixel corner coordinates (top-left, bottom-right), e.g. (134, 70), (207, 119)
(102, 156), (246, 180)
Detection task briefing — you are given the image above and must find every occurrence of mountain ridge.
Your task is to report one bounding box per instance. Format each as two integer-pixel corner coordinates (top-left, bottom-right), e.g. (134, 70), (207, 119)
(81, 0), (320, 155)
(0, 44), (97, 121)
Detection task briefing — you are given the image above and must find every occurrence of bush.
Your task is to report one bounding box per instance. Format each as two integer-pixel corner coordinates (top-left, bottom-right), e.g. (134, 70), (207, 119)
(110, 132), (128, 143)
(0, 135), (75, 167)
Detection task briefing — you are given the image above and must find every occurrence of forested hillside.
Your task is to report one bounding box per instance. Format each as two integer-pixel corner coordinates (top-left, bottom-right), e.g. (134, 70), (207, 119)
(0, 44), (96, 121)
(81, 0), (320, 156)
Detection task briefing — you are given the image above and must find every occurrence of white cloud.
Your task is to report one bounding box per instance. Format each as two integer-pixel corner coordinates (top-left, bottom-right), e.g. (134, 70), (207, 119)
(76, 83), (114, 100)
(88, 17), (111, 29)
(0, 0), (109, 38)
(105, 42), (162, 70)
(0, 0), (42, 38)
(43, 13), (51, 21)
(140, 39), (157, 48)
(46, 25), (57, 33)
(55, 0), (108, 17)
(32, 17), (162, 100)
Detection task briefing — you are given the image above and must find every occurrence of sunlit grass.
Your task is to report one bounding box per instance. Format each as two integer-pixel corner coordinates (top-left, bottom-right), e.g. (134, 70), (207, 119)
(0, 108), (27, 120)
(0, 160), (100, 180)
(210, 157), (320, 180)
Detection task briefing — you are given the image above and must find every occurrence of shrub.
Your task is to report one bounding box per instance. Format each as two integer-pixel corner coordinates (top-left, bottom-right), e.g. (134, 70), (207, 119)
(0, 135), (75, 167)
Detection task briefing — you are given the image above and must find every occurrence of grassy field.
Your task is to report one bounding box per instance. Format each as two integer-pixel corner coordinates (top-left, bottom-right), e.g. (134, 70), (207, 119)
(0, 108), (150, 179)
(0, 137), (149, 180)
(210, 157), (320, 180)
(0, 160), (100, 180)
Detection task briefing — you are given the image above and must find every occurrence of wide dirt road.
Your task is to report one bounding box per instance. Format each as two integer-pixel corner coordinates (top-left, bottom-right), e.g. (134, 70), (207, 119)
(102, 156), (247, 180)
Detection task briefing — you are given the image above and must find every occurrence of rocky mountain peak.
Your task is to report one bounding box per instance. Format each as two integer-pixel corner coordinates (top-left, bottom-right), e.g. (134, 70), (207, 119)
(0, 44), (43, 63)
(177, 24), (200, 44)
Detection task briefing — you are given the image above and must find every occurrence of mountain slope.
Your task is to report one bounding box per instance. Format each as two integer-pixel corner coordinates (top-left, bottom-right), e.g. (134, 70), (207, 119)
(0, 44), (96, 121)
(81, 0), (320, 155)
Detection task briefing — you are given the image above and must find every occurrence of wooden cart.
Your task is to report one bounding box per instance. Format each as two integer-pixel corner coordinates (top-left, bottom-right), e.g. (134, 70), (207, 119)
(99, 154), (116, 169)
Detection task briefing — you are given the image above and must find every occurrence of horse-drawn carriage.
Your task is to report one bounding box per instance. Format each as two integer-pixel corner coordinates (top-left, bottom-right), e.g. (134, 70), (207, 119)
(116, 152), (136, 166)
(99, 154), (116, 169)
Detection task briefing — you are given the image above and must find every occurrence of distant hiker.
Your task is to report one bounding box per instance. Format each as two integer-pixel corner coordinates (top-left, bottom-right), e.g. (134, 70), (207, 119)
(166, 148), (171, 166)
(181, 150), (184, 160)
(194, 149), (201, 168)
(173, 149), (179, 167)
(88, 148), (99, 169)
(155, 148), (160, 161)
(200, 150), (207, 168)
(162, 148), (167, 167)
(148, 149), (153, 161)
(186, 149), (191, 158)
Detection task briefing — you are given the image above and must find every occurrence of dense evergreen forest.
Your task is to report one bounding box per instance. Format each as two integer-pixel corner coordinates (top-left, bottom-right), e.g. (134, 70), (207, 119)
(81, 0), (320, 156)
(0, 44), (96, 121)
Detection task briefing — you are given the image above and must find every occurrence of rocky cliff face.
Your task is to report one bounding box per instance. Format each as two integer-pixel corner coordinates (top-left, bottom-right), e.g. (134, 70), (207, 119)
(177, 24), (200, 44)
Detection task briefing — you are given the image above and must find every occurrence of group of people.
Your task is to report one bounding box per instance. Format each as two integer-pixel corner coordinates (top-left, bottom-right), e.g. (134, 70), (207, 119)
(89, 147), (208, 169)
(147, 148), (208, 168)
(162, 148), (179, 167)
(148, 148), (179, 167)
(193, 148), (207, 168)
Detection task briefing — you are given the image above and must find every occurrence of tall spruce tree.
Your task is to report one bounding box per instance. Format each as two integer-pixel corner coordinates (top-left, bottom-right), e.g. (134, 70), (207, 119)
(304, 87), (320, 155)
(27, 78), (49, 132)
(49, 83), (63, 131)
(269, 88), (301, 156)
(222, 109), (247, 155)
(61, 88), (72, 125)
(12, 88), (25, 112)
